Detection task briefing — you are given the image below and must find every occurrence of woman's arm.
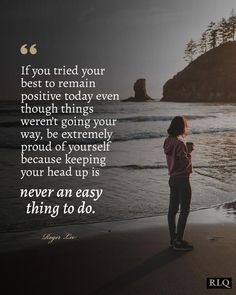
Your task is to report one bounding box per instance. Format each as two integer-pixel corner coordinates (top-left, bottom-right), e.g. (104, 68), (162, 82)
(176, 141), (192, 173)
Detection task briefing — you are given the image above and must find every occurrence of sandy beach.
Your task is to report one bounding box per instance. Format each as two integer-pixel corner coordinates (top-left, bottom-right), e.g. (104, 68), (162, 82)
(2, 207), (236, 295)
(1, 101), (236, 295)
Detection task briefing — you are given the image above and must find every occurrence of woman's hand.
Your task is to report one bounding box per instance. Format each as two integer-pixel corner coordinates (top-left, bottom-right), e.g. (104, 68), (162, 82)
(186, 142), (194, 154)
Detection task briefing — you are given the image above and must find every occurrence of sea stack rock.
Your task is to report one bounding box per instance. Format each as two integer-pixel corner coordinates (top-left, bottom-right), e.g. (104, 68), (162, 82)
(161, 41), (236, 102)
(123, 78), (154, 102)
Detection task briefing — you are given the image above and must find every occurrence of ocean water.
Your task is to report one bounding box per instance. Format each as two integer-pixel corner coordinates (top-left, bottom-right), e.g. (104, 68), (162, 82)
(1, 100), (236, 234)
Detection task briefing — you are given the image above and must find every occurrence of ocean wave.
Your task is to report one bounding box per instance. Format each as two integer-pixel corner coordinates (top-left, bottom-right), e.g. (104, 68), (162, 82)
(0, 131), (164, 149)
(119, 115), (216, 123)
(113, 132), (163, 142)
(105, 164), (167, 169)
(0, 126), (236, 149)
(192, 127), (236, 134)
(0, 114), (216, 128)
(104, 164), (236, 170)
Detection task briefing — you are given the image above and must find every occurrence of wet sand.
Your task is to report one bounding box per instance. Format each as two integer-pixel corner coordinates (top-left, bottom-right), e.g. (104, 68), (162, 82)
(2, 208), (236, 295)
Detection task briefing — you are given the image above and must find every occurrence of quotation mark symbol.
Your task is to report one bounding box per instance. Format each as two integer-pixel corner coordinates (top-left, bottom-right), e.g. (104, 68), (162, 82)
(20, 44), (37, 55)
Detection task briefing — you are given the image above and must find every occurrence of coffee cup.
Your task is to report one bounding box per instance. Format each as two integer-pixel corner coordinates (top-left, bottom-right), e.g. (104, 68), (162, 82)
(186, 142), (194, 153)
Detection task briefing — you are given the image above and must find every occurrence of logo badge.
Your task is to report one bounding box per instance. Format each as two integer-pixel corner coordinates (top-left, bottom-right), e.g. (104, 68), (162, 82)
(207, 278), (232, 289)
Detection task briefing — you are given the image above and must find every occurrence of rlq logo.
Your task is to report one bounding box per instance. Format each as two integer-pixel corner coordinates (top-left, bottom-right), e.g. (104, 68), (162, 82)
(207, 278), (232, 289)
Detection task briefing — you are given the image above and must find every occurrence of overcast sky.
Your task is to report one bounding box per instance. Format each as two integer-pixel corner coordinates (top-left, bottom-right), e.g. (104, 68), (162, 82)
(1, 0), (236, 100)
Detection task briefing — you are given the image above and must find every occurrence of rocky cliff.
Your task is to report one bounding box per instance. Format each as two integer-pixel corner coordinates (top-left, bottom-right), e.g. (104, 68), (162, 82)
(161, 41), (236, 102)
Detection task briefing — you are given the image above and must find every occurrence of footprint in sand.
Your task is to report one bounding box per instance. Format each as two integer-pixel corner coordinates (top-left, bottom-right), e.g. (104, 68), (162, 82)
(207, 236), (224, 241)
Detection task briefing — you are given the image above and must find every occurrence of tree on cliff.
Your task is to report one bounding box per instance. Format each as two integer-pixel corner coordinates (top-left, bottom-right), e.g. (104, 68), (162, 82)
(199, 31), (209, 54)
(228, 9), (236, 41)
(183, 9), (236, 62)
(218, 18), (231, 44)
(207, 22), (218, 49)
(184, 39), (198, 63)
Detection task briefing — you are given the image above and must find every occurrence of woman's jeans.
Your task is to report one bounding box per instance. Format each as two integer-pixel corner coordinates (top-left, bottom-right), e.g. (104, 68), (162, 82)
(168, 176), (192, 241)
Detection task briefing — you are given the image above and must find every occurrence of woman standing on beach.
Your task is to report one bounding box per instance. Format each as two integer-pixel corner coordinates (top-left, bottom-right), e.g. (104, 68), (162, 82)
(163, 116), (194, 251)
